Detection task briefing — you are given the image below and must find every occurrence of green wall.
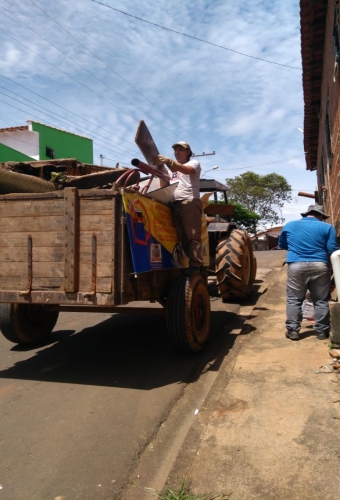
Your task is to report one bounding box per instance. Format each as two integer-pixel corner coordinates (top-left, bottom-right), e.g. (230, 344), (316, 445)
(0, 143), (34, 163)
(31, 122), (93, 163)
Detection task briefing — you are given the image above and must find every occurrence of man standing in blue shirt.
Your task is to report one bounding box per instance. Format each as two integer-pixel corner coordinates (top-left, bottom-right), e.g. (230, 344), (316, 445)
(279, 204), (339, 341)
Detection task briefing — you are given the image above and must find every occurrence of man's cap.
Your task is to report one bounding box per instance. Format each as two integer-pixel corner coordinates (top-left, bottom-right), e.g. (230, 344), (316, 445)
(172, 141), (192, 154)
(301, 204), (329, 219)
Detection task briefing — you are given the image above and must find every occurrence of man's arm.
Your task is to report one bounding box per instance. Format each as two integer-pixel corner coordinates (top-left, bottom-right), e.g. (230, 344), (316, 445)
(278, 229), (288, 250)
(327, 226), (339, 254)
(153, 155), (195, 175)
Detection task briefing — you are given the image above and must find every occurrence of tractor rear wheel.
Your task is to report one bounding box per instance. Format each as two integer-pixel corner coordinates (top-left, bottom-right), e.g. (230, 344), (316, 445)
(0, 303), (59, 344)
(215, 229), (256, 301)
(166, 274), (211, 353)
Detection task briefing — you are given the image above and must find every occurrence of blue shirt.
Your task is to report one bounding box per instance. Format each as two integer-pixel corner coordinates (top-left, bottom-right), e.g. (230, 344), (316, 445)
(278, 216), (339, 263)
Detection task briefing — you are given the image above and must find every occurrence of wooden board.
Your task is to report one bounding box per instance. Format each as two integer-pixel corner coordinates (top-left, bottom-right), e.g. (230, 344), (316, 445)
(135, 120), (160, 166)
(134, 120), (169, 186)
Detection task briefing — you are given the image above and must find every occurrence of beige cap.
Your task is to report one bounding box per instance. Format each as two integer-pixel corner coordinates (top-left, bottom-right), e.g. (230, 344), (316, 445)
(172, 141), (192, 155)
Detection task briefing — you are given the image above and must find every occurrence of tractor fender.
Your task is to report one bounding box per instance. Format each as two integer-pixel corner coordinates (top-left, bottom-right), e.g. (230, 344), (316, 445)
(207, 221), (237, 234)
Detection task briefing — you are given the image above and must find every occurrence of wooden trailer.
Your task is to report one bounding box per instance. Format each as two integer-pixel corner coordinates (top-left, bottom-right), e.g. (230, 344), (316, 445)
(0, 185), (211, 353)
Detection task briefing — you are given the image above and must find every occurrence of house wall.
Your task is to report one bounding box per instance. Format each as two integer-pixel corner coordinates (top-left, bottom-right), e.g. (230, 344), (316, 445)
(0, 143), (34, 162)
(30, 122), (93, 163)
(0, 130), (39, 161)
(317, 0), (340, 235)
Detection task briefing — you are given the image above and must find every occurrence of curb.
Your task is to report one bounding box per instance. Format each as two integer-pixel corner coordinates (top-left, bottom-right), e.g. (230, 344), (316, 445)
(120, 260), (286, 499)
(163, 263), (286, 493)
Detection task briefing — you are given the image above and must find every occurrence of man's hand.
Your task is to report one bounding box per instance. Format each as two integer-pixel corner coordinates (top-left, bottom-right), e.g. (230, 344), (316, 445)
(153, 155), (178, 172)
(153, 155), (170, 166)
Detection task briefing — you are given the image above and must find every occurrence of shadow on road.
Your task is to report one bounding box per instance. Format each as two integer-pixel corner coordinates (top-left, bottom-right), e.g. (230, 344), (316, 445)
(0, 301), (258, 389)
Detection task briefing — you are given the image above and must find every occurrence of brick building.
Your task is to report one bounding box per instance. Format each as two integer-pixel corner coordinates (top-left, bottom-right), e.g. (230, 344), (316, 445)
(300, 0), (340, 235)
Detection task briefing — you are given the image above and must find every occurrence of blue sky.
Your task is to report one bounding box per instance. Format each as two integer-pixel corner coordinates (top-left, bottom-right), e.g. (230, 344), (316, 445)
(0, 0), (317, 224)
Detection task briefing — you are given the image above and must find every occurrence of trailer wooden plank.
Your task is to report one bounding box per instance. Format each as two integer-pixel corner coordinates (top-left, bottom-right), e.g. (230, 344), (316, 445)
(0, 277), (112, 292)
(64, 188), (79, 292)
(78, 214), (114, 231)
(0, 199), (112, 218)
(0, 262), (113, 278)
(0, 199), (63, 218)
(0, 231), (113, 248)
(0, 247), (64, 262)
(1, 216), (64, 232)
(0, 289), (119, 305)
(0, 261), (64, 277)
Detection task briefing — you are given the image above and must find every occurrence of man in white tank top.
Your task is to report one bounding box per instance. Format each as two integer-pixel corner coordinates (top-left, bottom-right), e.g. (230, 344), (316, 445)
(153, 142), (203, 273)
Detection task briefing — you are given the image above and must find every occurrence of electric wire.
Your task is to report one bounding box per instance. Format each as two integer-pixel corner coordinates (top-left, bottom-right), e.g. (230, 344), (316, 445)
(0, 73), (138, 150)
(0, 5), (202, 148)
(0, 7), (304, 168)
(0, 16), (310, 178)
(92, 0), (301, 70)
(0, 99), (135, 162)
(27, 0), (205, 147)
(0, 86), (139, 158)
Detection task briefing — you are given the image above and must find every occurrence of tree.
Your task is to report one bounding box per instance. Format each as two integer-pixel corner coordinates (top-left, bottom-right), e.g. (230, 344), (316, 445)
(229, 201), (261, 233)
(226, 172), (292, 235)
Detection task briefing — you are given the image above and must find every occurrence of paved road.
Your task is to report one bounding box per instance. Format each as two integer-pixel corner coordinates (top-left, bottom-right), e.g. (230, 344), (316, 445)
(0, 251), (285, 500)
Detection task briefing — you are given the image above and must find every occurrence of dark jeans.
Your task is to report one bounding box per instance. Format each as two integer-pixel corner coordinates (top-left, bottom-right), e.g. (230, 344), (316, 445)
(286, 261), (331, 335)
(172, 198), (203, 267)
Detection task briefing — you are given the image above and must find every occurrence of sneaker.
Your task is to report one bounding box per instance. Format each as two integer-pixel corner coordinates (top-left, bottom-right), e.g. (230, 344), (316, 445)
(316, 331), (329, 340)
(285, 330), (300, 340)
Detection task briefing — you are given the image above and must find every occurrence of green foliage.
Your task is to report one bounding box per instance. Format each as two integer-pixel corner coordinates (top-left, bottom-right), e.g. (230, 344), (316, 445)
(145, 478), (232, 499)
(229, 201), (260, 233)
(226, 171), (292, 233)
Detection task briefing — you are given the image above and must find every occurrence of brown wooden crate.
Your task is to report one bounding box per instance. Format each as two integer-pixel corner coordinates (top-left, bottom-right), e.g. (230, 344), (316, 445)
(0, 247), (64, 262)
(0, 277), (30, 290)
(0, 232), (64, 247)
(0, 276), (112, 293)
(0, 231), (114, 247)
(0, 199), (63, 218)
(2, 216), (64, 232)
(79, 198), (114, 215)
(78, 214), (113, 231)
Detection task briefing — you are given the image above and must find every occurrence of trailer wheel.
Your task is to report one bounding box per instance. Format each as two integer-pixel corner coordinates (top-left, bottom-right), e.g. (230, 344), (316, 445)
(0, 303), (59, 345)
(215, 229), (255, 301)
(166, 274), (211, 353)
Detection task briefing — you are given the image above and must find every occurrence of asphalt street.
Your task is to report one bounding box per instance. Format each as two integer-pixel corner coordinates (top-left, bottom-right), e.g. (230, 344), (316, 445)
(0, 251), (285, 500)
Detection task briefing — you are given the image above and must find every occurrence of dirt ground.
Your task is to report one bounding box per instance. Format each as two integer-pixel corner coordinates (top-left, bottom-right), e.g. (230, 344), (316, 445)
(165, 260), (340, 500)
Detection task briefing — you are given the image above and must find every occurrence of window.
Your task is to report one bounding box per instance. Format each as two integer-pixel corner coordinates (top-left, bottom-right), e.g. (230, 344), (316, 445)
(46, 146), (55, 159)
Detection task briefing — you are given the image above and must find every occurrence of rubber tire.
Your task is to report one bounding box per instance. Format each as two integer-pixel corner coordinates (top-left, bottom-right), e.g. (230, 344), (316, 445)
(215, 229), (255, 300)
(0, 303), (59, 345)
(251, 255), (257, 284)
(166, 274), (211, 353)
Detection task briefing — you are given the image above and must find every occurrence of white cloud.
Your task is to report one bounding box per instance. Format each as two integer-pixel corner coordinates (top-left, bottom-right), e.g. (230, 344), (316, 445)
(0, 0), (317, 222)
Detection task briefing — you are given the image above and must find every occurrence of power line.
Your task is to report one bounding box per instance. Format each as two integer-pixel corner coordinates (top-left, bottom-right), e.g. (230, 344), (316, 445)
(0, 99), (135, 162)
(0, 73), (138, 151)
(0, 97), (138, 161)
(0, 3), (200, 147)
(220, 154), (306, 171)
(27, 0), (205, 148)
(1, 88), (310, 177)
(92, 0), (301, 70)
(0, 87), (139, 158)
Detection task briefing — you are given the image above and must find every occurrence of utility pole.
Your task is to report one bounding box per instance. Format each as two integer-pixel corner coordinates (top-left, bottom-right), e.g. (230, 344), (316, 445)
(99, 154), (104, 166)
(192, 151), (216, 158)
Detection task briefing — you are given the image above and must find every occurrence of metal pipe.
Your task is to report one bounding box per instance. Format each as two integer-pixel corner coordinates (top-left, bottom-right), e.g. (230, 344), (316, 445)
(331, 250), (340, 300)
(131, 159), (171, 182)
